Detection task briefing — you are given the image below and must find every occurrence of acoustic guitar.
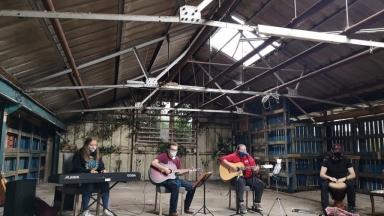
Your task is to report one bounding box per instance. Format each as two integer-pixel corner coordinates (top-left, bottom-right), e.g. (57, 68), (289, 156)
(149, 162), (199, 184)
(0, 173), (7, 206)
(219, 162), (272, 182)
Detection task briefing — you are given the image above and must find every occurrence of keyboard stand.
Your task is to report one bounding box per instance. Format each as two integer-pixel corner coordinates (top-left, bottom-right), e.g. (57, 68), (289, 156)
(77, 181), (120, 216)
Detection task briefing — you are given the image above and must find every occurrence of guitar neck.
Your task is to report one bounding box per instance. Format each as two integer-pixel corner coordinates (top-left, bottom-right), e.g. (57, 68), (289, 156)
(174, 169), (196, 173)
(240, 164), (272, 170)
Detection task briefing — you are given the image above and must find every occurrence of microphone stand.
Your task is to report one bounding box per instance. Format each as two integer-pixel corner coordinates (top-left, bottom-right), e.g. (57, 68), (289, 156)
(266, 160), (287, 216)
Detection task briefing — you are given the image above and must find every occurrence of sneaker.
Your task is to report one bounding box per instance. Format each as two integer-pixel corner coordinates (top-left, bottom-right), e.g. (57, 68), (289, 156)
(104, 209), (114, 216)
(239, 203), (247, 214)
(82, 210), (94, 216)
(169, 213), (179, 216)
(253, 203), (263, 211)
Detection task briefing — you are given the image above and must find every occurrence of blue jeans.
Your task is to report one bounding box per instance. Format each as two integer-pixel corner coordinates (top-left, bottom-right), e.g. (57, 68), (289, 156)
(158, 178), (196, 214)
(80, 182), (110, 210)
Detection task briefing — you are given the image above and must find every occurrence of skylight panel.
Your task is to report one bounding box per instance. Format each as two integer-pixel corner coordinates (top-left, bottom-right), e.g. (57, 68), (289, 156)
(209, 15), (281, 67)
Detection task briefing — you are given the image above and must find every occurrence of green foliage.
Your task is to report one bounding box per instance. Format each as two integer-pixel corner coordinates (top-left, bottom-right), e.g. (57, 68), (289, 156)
(211, 133), (233, 160)
(99, 144), (118, 155)
(157, 141), (169, 154)
(87, 123), (122, 141)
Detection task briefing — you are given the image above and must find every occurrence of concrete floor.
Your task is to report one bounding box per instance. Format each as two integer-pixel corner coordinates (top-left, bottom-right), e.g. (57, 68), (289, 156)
(9, 181), (384, 216)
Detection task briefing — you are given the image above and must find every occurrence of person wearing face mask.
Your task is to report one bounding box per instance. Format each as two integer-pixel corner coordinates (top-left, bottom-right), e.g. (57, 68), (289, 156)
(72, 137), (113, 216)
(220, 144), (264, 214)
(320, 143), (356, 213)
(151, 142), (196, 216)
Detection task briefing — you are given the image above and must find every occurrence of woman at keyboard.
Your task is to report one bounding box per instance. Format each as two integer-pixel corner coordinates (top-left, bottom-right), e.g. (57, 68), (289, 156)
(72, 137), (113, 216)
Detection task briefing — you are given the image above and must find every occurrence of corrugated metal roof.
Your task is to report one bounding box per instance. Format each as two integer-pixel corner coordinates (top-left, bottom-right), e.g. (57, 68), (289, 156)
(0, 0), (383, 121)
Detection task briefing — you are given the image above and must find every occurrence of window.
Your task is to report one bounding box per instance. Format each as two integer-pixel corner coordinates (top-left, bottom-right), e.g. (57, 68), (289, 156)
(209, 15), (281, 66)
(136, 102), (195, 146)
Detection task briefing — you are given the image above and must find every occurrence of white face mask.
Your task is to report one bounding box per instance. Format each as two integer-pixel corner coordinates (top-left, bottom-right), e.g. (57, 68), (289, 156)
(89, 146), (97, 153)
(169, 150), (177, 159)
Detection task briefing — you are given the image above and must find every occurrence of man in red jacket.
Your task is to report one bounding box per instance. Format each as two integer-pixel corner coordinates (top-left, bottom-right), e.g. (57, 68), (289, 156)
(220, 144), (264, 214)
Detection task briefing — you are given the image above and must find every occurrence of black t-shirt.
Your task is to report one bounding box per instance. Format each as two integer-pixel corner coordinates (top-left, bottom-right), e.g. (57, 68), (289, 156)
(322, 157), (353, 179)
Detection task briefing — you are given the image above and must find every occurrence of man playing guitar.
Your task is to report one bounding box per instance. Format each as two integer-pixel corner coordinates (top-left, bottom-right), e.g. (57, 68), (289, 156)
(151, 142), (195, 216)
(220, 144), (264, 214)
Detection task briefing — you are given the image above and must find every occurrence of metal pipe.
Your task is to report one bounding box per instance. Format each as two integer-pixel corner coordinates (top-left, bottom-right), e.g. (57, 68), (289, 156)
(57, 105), (262, 117)
(113, 0), (125, 102)
(345, 0), (350, 28)
(41, 0), (91, 109)
(141, 89), (159, 104)
(65, 88), (113, 107)
(204, 0), (335, 87)
(224, 47), (382, 109)
(146, 3), (181, 73)
(182, 0), (271, 89)
(31, 36), (166, 84)
(257, 24), (384, 48)
(326, 28), (384, 34)
(315, 105), (384, 122)
(268, 47), (381, 92)
(272, 73), (316, 123)
(197, 0), (214, 11)
(142, 0), (241, 105)
(200, 9), (384, 108)
(2, 10), (384, 48)
(177, 0), (334, 108)
(27, 83), (269, 96)
(28, 82), (359, 110)
(55, 66), (167, 108)
(188, 60), (301, 72)
(198, 64), (237, 106)
(133, 47), (150, 79)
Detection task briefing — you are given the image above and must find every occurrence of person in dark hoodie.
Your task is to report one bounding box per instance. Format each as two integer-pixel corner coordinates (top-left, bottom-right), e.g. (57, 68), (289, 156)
(72, 137), (113, 216)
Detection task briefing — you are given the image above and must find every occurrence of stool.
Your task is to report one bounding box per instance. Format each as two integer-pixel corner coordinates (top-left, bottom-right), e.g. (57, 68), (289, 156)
(228, 185), (251, 210)
(369, 189), (384, 215)
(154, 185), (186, 216)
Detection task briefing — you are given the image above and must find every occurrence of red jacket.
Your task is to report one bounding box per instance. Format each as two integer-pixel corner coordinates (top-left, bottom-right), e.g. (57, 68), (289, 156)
(220, 152), (256, 178)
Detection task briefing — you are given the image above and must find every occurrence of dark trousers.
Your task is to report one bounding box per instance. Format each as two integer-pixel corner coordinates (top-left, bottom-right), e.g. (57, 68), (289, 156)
(158, 178), (196, 214)
(231, 176), (264, 203)
(321, 180), (355, 209)
(80, 182), (110, 210)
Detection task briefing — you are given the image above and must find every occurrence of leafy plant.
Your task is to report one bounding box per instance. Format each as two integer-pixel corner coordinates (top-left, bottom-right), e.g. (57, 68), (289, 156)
(211, 133), (233, 160)
(86, 123), (122, 141)
(99, 144), (118, 155)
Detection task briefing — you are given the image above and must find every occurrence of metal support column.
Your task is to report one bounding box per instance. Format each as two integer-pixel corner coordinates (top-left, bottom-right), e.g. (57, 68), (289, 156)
(0, 104), (21, 171)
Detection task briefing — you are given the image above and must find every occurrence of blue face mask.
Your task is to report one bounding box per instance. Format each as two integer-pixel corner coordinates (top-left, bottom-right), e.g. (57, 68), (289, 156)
(238, 151), (248, 158)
